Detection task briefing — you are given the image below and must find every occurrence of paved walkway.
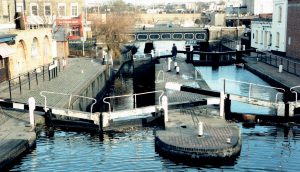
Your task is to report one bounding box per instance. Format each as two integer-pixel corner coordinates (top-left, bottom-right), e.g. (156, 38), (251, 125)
(0, 58), (106, 170)
(0, 58), (106, 108)
(0, 107), (44, 170)
(155, 55), (211, 104)
(244, 56), (300, 89)
(154, 54), (241, 161)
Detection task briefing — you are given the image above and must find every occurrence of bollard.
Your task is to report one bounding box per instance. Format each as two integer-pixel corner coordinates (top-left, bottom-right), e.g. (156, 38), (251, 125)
(198, 122), (203, 137)
(102, 112), (110, 128)
(220, 91), (225, 118)
(28, 97), (36, 128)
(162, 96), (168, 122)
(174, 62), (177, 69)
(176, 66), (180, 75)
(279, 64), (283, 73)
(167, 58), (171, 72)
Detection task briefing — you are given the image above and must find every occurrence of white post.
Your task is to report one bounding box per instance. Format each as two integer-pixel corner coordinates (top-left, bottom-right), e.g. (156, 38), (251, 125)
(176, 66), (180, 74)
(220, 91), (225, 118)
(167, 58), (171, 72)
(102, 112), (110, 127)
(96, 46), (98, 58)
(198, 122), (203, 136)
(28, 97), (36, 128)
(162, 96), (168, 122)
(82, 40), (85, 56)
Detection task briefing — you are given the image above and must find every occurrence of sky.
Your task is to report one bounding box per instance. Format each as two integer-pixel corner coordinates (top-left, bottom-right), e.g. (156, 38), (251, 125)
(86, 0), (218, 5)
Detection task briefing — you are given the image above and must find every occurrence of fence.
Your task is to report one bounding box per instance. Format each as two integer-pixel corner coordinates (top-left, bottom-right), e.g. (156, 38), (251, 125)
(2, 59), (63, 100)
(256, 52), (300, 76)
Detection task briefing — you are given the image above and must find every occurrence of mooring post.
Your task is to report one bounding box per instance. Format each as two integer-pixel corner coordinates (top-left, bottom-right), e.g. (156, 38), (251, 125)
(102, 112), (110, 128)
(162, 96), (168, 123)
(198, 122), (203, 137)
(220, 91), (225, 118)
(167, 58), (171, 72)
(28, 97), (36, 128)
(176, 66), (180, 75)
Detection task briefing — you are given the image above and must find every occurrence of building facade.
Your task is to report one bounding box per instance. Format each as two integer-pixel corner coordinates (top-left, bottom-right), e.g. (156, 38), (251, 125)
(0, 0), (91, 82)
(251, 0), (288, 55)
(286, 0), (300, 59)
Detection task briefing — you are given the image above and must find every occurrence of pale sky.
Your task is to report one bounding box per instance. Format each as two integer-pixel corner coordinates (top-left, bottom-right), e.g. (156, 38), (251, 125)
(86, 0), (217, 5)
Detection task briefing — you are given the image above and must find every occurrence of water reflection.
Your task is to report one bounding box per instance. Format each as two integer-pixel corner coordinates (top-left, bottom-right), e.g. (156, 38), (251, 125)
(196, 66), (281, 114)
(10, 125), (300, 171)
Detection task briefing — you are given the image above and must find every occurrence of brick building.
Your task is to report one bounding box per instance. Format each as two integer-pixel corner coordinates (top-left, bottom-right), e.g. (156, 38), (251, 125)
(286, 0), (300, 59)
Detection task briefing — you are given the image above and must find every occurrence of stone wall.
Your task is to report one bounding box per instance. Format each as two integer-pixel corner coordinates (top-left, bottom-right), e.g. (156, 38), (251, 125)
(8, 28), (53, 78)
(70, 65), (110, 112)
(209, 26), (245, 41)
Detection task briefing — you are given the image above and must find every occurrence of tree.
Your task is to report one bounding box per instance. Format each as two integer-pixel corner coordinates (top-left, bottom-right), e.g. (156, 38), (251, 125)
(90, 0), (138, 60)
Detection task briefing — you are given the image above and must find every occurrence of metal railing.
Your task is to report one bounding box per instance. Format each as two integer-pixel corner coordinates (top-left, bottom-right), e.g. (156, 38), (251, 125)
(4, 59), (62, 100)
(256, 51), (300, 76)
(103, 90), (164, 115)
(40, 91), (97, 116)
(222, 78), (285, 103)
(290, 86), (300, 103)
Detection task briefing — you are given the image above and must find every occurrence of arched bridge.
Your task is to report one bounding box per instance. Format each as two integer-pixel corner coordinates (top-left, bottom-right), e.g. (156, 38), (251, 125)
(127, 27), (209, 42)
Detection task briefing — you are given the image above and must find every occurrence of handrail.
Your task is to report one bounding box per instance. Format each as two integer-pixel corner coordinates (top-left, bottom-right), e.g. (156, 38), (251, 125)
(221, 78), (285, 102)
(40, 91), (97, 115)
(103, 90), (164, 115)
(290, 86), (300, 103)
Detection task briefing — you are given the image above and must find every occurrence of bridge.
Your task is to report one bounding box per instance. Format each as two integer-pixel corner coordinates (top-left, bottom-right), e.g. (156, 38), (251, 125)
(128, 27), (209, 42)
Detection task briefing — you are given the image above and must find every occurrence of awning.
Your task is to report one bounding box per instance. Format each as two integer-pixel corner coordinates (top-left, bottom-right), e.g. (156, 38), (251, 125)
(0, 43), (15, 58)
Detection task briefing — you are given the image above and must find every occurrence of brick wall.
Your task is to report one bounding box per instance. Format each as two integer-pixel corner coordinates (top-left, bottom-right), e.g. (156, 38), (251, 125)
(286, 0), (300, 59)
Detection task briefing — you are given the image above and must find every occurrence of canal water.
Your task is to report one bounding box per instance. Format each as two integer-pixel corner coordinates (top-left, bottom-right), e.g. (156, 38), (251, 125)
(10, 41), (300, 171)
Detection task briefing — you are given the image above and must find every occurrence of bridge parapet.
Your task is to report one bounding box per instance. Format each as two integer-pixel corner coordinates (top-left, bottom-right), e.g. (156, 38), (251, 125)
(128, 27), (209, 42)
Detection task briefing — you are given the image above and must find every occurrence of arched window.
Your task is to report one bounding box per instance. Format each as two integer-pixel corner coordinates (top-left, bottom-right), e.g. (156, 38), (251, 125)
(31, 37), (39, 60)
(278, 6), (282, 23)
(276, 32), (280, 47)
(43, 36), (51, 64)
(16, 40), (27, 75)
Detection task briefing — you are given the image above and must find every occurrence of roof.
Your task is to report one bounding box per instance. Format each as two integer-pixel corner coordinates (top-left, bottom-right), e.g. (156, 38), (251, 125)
(0, 43), (15, 58)
(0, 34), (17, 43)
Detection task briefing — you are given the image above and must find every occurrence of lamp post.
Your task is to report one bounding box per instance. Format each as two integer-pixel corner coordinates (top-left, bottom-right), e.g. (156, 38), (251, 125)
(81, 36), (86, 56)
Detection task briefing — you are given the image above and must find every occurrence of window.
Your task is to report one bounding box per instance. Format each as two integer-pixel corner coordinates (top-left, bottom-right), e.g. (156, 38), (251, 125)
(58, 3), (66, 17)
(30, 3), (38, 16)
(44, 3), (51, 16)
(16, 3), (24, 12)
(255, 30), (258, 43)
(268, 33), (272, 46)
(70, 26), (80, 36)
(278, 6), (282, 23)
(71, 3), (78, 17)
(260, 30), (263, 44)
(276, 32), (280, 47)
